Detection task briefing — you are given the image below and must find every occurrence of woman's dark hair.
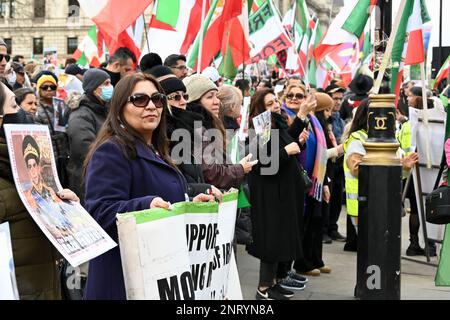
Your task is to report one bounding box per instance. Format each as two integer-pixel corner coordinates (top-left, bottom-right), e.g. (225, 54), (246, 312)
(84, 73), (172, 174)
(14, 88), (36, 106)
(249, 88), (275, 129)
(188, 96), (227, 151)
(349, 98), (370, 135)
(315, 111), (333, 148)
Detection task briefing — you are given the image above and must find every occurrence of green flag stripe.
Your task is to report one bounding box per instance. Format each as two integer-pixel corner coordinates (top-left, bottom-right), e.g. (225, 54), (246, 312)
(87, 25), (97, 43)
(77, 52), (88, 66)
(187, 0), (219, 68)
(342, 0), (373, 37)
(131, 201), (219, 224)
(156, 0), (180, 28)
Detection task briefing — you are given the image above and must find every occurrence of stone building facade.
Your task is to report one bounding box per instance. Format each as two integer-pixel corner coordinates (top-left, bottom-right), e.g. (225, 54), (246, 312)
(0, 0), (92, 59)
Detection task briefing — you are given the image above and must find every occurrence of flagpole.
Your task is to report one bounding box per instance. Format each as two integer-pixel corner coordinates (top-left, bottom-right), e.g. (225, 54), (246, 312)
(373, 0), (407, 94)
(420, 61), (432, 169)
(142, 13), (151, 54)
(198, 0), (207, 73)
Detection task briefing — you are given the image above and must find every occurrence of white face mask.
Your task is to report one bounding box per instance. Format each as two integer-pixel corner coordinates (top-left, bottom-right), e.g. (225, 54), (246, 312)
(7, 71), (16, 85)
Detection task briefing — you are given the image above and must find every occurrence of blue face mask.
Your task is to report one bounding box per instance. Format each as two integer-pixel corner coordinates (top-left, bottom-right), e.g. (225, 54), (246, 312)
(100, 85), (114, 102)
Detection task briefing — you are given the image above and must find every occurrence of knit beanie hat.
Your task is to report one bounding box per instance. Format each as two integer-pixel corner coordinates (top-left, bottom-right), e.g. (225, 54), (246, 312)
(183, 74), (218, 103)
(314, 92), (334, 112)
(149, 65), (186, 95)
(82, 68), (110, 94)
(36, 74), (58, 91)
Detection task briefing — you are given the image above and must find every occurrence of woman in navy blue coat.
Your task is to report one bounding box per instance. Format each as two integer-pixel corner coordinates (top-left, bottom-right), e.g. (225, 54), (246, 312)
(83, 73), (212, 300)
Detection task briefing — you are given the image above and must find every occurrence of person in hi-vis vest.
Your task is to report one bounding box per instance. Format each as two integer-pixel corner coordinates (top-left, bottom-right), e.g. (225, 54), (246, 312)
(343, 99), (418, 233)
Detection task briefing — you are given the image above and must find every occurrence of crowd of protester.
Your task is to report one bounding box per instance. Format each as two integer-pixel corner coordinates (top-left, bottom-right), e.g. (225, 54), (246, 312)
(0, 37), (448, 300)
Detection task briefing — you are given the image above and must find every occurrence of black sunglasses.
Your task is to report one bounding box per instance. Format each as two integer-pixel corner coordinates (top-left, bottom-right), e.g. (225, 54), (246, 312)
(128, 92), (166, 108)
(167, 93), (189, 102)
(286, 93), (305, 100)
(41, 85), (57, 91)
(0, 54), (10, 62)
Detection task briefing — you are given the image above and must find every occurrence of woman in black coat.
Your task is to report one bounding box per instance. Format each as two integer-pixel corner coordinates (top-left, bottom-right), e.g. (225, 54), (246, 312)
(246, 88), (315, 300)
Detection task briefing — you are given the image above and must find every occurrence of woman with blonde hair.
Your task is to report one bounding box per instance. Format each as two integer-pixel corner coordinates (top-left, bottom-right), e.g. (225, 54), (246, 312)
(281, 84), (308, 124)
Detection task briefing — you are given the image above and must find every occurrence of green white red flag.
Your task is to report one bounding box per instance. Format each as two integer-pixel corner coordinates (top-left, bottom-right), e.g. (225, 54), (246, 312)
(72, 25), (102, 67)
(314, 0), (376, 63)
(433, 55), (450, 90)
(144, 0), (198, 60)
(391, 0), (431, 105)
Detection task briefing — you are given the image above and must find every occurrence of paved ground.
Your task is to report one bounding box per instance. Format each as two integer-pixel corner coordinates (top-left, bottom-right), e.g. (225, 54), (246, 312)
(236, 209), (450, 300)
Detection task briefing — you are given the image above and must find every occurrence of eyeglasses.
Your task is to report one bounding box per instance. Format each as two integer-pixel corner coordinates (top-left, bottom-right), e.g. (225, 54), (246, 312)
(40, 85), (57, 91)
(128, 92), (166, 108)
(167, 93), (189, 102)
(0, 54), (10, 62)
(171, 65), (187, 71)
(286, 93), (305, 100)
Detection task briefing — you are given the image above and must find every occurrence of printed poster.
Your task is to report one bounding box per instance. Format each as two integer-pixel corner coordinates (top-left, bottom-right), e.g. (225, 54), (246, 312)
(4, 124), (116, 267)
(52, 97), (68, 132)
(252, 110), (272, 145)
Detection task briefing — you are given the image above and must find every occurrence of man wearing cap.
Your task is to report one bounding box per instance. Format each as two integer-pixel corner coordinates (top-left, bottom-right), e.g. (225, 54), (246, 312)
(22, 135), (60, 209)
(164, 54), (188, 80)
(325, 83), (347, 242)
(11, 62), (26, 90)
(67, 68), (112, 205)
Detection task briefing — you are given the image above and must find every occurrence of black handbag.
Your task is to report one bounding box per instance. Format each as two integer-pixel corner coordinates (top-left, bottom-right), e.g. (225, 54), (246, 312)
(300, 166), (313, 192)
(425, 153), (450, 224)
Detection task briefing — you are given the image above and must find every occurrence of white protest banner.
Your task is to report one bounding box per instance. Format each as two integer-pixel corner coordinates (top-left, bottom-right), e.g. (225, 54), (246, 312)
(117, 191), (242, 300)
(209, 192), (241, 300)
(4, 124), (116, 267)
(0, 222), (19, 300)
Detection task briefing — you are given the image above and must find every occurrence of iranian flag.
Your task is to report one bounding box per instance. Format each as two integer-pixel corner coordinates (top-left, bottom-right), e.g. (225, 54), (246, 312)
(187, 0), (244, 72)
(72, 25), (101, 67)
(144, 0), (198, 60)
(314, 0), (376, 63)
(219, 1), (251, 79)
(404, 0), (426, 65)
(433, 55), (450, 89)
(78, 0), (153, 41)
(247, 0), (293, 64)
(391, 0), (430, 104)
(308, 22), (325, 87)
(296, 0), (314, 35)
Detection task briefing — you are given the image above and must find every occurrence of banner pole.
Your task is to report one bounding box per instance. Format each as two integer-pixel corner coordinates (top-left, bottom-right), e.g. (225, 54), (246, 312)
(373, 0), (407, 94)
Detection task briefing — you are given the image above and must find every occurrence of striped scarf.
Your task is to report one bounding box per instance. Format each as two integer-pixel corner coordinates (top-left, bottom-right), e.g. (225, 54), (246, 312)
(308, 115), (328, 201)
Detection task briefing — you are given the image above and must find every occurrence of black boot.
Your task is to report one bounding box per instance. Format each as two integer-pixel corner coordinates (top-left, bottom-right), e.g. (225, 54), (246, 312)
(406, 235), (425, 256)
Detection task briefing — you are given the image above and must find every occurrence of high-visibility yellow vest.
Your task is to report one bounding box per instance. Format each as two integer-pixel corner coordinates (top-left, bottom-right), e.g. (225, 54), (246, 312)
(343, 130), (368, 217)
(396, 121), (412, 179)
(397, 121), (412, 156)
